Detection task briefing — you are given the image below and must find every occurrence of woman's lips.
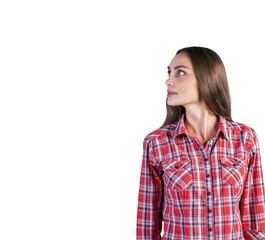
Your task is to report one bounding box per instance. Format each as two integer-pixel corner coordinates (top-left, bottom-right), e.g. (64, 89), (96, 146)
(167, 92), (177, 97)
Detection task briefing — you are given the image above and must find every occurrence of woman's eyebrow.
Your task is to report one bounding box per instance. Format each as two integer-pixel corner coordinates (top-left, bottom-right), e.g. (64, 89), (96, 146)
(167, 65), (190, 70)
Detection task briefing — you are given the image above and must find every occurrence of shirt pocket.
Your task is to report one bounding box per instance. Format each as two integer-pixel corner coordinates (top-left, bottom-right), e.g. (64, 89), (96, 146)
(220, 157), (248, 187)
(164, 157), (194, 191)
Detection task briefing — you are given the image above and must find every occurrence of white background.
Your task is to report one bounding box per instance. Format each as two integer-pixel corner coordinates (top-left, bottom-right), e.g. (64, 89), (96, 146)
(0, 0), (265, 239)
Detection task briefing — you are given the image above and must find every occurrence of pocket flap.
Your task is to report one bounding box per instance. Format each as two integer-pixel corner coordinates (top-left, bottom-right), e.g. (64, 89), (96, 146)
(164, 156), (193, 191)
(220, 157), (247, 168)
(220, 157), (247, 187)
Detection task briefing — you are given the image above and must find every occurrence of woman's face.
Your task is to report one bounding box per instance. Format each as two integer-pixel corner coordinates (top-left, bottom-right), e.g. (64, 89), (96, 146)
(165, 52), (200, 107)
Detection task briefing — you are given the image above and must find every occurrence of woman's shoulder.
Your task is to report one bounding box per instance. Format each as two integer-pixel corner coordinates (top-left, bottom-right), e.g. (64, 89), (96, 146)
(232, 119), (257, 136)
(143, 123), (177, 141)
(230, 119), (258, 148)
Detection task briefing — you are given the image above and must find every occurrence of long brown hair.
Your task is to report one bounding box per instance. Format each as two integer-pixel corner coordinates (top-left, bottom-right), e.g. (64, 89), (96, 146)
(160, 46), (233, 128)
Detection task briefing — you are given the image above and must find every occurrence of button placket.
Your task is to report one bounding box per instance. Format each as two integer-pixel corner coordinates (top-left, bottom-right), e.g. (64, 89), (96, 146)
(204, 155), (214, 235)
(193, 136), (215, 235)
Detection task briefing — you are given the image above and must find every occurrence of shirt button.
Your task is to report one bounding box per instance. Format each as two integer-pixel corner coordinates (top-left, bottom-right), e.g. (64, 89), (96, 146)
(207, 192), (211, 195)
(206, 174), (210, 177)
(175, 165), (179, 169)
(204, 158), (208, 161)
(233, 163), (237, 167)
(208, 209), (212, 213)
(208, 227), (212, 231)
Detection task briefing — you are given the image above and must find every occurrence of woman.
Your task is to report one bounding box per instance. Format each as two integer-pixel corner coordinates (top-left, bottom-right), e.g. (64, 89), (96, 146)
(136, 46), (265, 240)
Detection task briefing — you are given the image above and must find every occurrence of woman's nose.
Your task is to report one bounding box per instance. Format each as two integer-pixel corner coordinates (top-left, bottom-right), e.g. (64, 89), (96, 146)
(165, 78), (173, 86)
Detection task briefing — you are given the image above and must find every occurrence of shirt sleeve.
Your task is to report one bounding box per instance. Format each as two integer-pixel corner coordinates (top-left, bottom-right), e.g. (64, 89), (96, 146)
(136, 136), (163, 240)
(239, 128), (265, 239)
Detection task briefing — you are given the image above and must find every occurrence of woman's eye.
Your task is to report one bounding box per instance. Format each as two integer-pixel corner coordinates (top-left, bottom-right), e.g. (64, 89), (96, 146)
(178, 70), (185, 76)
(167, 70), (185, 77)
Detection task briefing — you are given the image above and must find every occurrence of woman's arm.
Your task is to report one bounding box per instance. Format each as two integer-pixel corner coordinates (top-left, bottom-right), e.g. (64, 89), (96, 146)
(136, 136), (163, 240)
(239, 128), (265, 239)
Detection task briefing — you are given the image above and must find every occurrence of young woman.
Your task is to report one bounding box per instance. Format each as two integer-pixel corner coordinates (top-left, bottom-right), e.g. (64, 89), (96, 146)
(136, 46), (265, 240)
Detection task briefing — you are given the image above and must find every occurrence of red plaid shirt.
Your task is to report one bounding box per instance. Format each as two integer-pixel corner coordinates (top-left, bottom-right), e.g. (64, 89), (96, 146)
(136, 112), (265, 240)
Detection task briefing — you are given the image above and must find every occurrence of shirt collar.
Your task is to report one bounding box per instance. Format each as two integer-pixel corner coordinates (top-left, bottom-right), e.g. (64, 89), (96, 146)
(172, 112), (231, 141)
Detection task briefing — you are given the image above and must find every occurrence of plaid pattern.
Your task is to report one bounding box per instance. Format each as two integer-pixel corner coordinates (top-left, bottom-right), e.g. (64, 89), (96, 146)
(136, 112), (265, 240)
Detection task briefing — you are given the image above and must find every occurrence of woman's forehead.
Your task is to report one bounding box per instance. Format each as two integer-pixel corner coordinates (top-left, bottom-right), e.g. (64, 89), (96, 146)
(169, 53), (193, 70)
